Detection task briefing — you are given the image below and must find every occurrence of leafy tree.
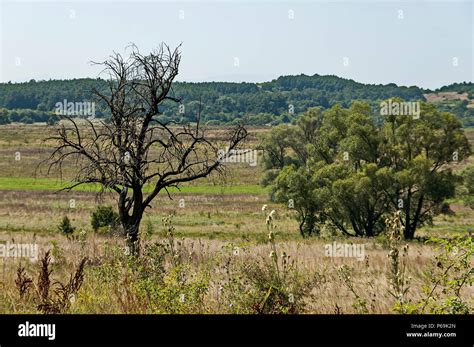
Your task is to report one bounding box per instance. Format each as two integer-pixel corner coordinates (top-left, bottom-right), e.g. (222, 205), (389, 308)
(272, 165), (325, 236)
(260, 124), (300, 186)
(318, 163), (391, 237)
(264, 103), (390, 237)
(262, 101), (471, 239)
(0, 109), (10, 125)
(458, 166), (474, 209)
(381, 103), (471, 239)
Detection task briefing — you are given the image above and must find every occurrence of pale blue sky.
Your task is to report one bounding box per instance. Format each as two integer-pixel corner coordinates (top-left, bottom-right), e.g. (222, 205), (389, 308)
(0, 0), (472, 89)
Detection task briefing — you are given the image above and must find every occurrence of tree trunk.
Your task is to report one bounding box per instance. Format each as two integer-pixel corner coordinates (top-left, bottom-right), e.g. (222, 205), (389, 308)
(119, 187), (144, 256)
(124, 217), (142, 256)
(299, 212), (318, 237)
(403, 189), (413, 240)
(365, 220), (374, 237)
(298, 216), (306, 237)
(403, 224), (415, 240)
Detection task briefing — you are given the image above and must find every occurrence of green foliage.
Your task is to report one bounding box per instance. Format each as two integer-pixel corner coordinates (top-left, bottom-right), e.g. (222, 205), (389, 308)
(382, 103), (470, 238)
(459, 165), (474, 208)
(90, 206), (119, 232)
(83, 219), (210, 314)
(0, 107), (55, 124)
(58, 216), (75, 235)
(420, 236), (473, 314)
(272, 165), (325, 236)
(392, 235), (473, 314)
(436, 81), (474, 95)
(385, 212), (413, 314)
(431, 100), (474, 127)
(0, 75), (425, 125)
(0, 108), (11, 124)
(262, 101), (471, 239)
(2, 77), (473, 126)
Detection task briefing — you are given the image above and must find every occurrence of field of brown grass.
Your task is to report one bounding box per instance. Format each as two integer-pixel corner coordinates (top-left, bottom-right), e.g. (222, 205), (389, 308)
(2, 215), (471, 314)
(0, 124), (472, 314)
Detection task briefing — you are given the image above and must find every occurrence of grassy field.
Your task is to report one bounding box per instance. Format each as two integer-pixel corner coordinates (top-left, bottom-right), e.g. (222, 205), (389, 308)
(0, 124), (472, 239)
(0, 177), (265, 195)
(0, 124), (473, 314)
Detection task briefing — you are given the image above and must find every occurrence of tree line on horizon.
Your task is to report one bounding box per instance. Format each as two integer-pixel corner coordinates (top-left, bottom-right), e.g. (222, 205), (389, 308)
(0, 74), (473, 126)
(0, 74), (439, 125)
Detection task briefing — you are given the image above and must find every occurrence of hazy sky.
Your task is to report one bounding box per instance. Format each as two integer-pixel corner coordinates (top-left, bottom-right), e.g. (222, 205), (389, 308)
(0, 0), (472, 89)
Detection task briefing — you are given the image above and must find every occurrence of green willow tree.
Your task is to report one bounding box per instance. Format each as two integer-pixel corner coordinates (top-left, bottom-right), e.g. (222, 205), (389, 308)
(262, 101), (471, 239)
(381, 103), (471, 239)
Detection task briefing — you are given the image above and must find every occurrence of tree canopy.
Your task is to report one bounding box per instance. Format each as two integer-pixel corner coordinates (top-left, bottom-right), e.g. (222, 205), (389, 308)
(261, 101), (471, 239)
(0, 74), (427, 126)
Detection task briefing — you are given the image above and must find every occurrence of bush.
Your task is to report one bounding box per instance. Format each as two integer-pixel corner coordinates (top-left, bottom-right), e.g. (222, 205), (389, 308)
(47, 115), (59, 125)
(58, 216), (75, 235)
(0, 109), (10, 125)
(91, 206), (119, 232)
(20, 116), (34, 124)
(418, 235), (473, 314)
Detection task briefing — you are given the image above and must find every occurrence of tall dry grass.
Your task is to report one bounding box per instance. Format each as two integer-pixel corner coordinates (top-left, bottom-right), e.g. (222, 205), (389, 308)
(1, 210), (472, 314)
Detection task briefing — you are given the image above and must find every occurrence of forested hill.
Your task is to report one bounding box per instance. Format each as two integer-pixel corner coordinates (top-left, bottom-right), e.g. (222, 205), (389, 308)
(435, 81), (474, 94)
(0, 74), (471, 126)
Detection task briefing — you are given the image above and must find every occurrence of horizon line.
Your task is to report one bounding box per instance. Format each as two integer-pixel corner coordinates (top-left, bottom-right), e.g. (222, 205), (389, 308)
(1, 73), (473, 92)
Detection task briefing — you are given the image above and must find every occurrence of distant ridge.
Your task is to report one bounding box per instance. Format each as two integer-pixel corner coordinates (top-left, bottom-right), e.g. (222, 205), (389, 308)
(0, 74), (472, 126)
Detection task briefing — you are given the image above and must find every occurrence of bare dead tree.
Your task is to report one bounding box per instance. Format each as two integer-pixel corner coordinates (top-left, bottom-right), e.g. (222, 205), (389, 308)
(41, 43), (247, 255)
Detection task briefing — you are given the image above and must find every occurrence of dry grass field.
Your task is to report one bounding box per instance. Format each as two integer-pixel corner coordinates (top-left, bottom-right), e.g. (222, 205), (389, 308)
(1, 223), (464, 314)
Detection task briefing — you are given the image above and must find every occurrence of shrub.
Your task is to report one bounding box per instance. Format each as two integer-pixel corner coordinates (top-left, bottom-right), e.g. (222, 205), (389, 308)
(20, 116), (34, 124)
(91, 206), (119, 232)
(419, 235), (473, 314)
(58, 216), (75, 235)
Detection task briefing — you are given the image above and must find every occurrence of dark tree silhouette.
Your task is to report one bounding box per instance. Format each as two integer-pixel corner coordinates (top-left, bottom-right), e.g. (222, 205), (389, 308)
(43, 44), (247, 255)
